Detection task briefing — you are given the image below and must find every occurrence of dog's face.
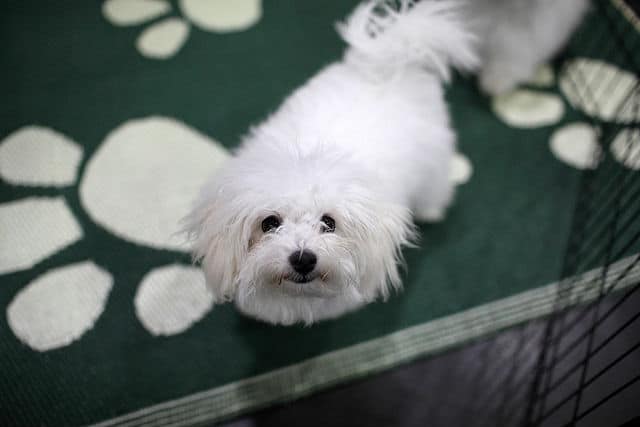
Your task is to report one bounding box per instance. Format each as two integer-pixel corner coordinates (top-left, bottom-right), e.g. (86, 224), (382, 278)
(186, 146), (415, 325)
(234, 203), (365, 324)
(242, 209), (350, 299)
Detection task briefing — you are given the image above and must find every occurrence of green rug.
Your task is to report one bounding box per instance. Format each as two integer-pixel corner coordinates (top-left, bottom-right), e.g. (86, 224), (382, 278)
(1, 1), (639, 425)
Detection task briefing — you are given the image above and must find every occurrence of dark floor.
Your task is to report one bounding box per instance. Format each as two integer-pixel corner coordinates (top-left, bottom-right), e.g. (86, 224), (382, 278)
(219, 283), (640, 427)
(220, 1), (640, 425)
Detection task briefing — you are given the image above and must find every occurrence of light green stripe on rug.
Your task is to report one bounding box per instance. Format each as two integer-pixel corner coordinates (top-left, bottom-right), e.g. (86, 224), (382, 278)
(91, 254), (639, 427)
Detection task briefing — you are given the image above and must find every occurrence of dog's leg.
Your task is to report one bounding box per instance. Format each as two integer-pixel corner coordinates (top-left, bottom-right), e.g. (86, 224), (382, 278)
(412, 161), (455, 223)
(477, 0), (590, 96)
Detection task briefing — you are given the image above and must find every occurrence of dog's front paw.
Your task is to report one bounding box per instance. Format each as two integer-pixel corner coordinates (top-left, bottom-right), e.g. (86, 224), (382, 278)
(478, 68), (521, 96)
(479, 59), (541, 96)
(415, 207), (446, 223)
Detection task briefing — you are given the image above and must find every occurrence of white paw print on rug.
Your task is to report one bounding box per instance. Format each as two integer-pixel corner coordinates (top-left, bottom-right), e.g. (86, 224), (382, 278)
(1, 116), (473, 351)
(102, 0), (262, 59)
(491, 59), (640, 171)
(1, 117), (228, 350)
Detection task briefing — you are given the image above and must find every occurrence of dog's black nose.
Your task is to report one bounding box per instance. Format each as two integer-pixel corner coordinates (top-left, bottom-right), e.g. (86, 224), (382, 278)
(289, 250), (317, 275)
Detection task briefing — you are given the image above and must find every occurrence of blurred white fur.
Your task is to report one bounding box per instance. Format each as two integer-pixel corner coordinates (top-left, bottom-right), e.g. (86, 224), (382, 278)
(470, 0), (590, 95)
(186, 0), (588, 325)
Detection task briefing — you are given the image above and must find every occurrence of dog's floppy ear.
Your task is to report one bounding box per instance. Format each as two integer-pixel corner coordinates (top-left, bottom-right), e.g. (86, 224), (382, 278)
(184, 182), (251, 302)
(342, 194), (418, 301)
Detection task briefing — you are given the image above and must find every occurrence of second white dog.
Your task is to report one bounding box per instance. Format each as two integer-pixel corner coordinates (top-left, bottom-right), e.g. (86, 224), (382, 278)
(187, 0), (588, 325)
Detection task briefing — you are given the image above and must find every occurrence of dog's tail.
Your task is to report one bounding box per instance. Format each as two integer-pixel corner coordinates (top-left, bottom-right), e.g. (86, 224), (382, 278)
(337, 0), (479, 82)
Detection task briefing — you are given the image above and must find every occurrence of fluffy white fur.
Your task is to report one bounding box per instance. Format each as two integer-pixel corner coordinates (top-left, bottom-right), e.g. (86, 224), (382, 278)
(186, 0), (588, 325)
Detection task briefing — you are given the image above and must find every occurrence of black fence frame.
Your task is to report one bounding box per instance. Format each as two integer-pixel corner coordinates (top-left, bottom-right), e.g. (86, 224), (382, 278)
(487, 1), (640, 426)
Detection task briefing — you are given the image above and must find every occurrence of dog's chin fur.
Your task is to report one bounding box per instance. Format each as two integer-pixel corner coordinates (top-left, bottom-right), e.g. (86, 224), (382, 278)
(236, 283), (367, 326)
(186, 0), (589, 325)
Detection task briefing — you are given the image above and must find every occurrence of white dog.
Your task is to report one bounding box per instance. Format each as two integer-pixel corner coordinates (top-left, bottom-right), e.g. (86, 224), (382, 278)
(186, 0), (589, 325)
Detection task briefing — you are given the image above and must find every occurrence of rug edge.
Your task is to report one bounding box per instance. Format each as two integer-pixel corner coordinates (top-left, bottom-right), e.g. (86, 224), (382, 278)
(88, 253), (640, 427)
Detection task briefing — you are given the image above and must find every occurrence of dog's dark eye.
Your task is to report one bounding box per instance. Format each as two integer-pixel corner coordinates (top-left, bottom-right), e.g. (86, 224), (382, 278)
(321, 215), (336, 233)
(261, 215), (281, 233)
